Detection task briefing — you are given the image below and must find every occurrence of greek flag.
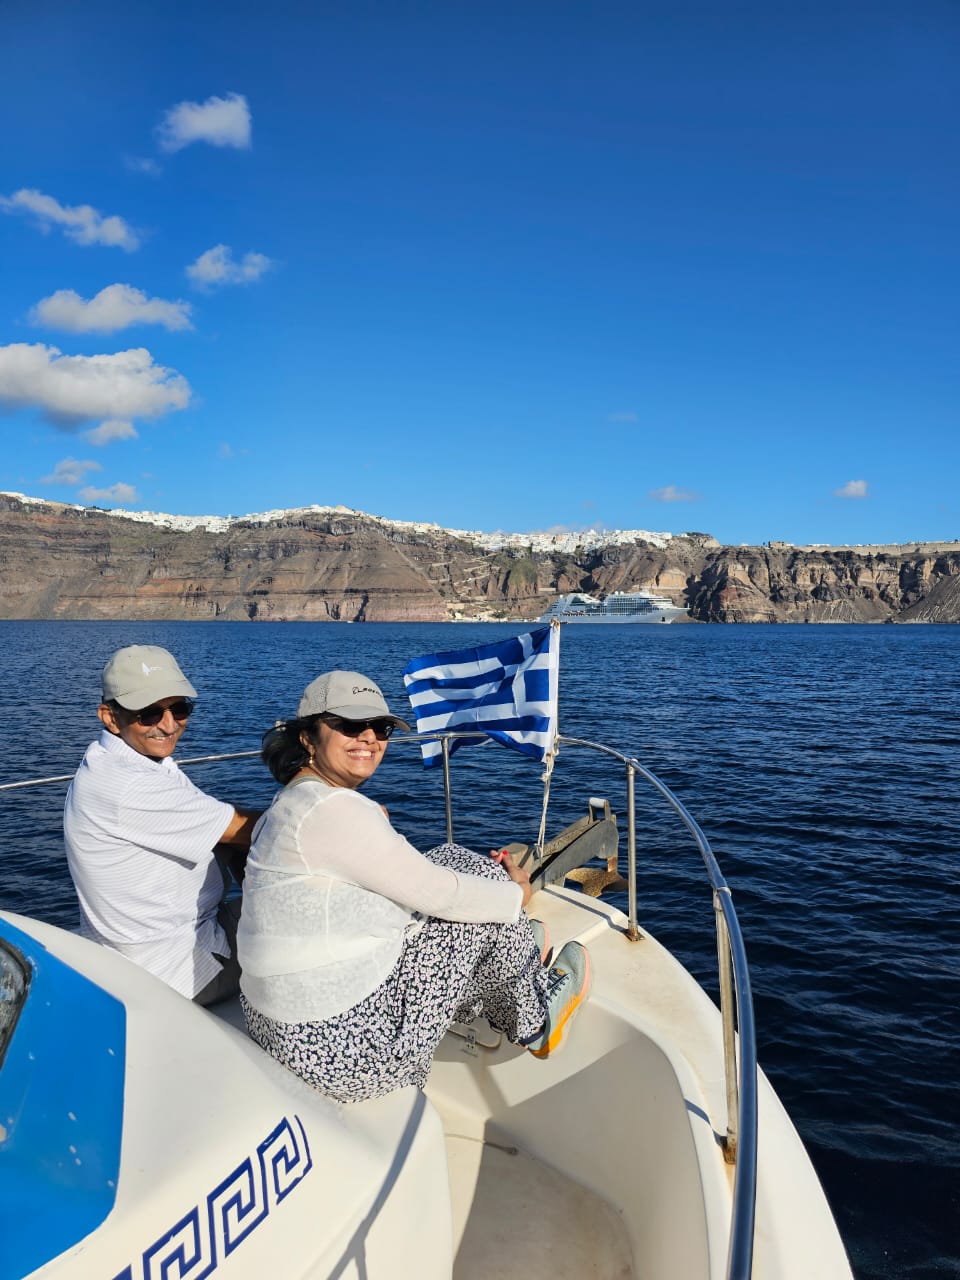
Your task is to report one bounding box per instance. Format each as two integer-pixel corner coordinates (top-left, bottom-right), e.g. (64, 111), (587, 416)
(402, 623), (560, 767)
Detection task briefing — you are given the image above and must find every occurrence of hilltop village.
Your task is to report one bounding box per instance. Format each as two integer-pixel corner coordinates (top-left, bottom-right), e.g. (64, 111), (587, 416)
(1, 492), (958, 623)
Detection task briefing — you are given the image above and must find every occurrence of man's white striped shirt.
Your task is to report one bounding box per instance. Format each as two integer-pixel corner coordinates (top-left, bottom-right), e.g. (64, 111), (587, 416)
(63, 729), (234, 997)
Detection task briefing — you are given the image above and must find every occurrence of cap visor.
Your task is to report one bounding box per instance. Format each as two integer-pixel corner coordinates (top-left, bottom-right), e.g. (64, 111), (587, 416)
(113, 676), (198, 710)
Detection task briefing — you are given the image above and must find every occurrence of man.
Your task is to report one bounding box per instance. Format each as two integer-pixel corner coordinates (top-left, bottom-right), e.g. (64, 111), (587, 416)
(64, 644), (261, 1005)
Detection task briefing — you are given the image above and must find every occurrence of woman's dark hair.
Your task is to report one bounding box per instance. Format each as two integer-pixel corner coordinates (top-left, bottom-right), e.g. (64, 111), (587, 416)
(261, 715), (322, 785)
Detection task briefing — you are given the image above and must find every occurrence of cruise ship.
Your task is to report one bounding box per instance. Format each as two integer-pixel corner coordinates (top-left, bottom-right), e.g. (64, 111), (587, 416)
(538, 589), (688, 624)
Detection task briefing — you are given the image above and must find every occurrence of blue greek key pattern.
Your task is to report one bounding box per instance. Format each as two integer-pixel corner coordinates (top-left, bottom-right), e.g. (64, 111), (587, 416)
(112, 1115), (313, 1280)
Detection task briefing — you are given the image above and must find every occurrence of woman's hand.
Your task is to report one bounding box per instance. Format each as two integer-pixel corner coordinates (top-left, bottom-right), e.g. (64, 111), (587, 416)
(490, 848), (533, 909)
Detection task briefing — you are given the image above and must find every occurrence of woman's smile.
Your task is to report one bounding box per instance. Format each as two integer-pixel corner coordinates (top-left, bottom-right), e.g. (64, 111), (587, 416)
(310, 721), (386, 788)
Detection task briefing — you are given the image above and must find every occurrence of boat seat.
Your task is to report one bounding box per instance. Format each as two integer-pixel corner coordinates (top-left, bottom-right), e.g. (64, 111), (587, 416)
(205, 989), (247, 1032)
(204, 995), (454, 1277)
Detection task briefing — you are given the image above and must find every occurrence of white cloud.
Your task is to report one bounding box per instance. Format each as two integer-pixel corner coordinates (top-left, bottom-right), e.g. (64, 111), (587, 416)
(649, 485), (699, 502)
(0, 188), (139, 250)
(0, 343), (191, 426)
(156, 92), (252, 153)
(186, 243), (273, 288)
(124, 155), (161, 176)
(834, 479), (868, 499)
(40, 456), (103, 486)
(79, 482), (139, 505)
(218, 442), (235, 458)
(31, 284), (193, 334)
(84, 419), (139, 445)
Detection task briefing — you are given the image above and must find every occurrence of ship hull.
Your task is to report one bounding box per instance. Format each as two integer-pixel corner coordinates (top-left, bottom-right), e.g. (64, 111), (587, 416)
(538, 591), (688, 624)
(546, 610), (684, 623)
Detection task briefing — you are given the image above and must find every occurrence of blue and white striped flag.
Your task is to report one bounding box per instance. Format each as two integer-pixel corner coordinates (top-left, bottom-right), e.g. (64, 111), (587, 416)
(402, 623), (560, 767)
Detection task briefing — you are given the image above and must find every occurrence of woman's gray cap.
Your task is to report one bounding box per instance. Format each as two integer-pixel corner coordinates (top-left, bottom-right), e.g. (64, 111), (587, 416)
(102, 645), (197, 710)
(297, 670), (411, 730)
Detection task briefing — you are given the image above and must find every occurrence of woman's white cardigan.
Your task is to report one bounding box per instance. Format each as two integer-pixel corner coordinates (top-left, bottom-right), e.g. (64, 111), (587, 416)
(237, 776), (522, 1022)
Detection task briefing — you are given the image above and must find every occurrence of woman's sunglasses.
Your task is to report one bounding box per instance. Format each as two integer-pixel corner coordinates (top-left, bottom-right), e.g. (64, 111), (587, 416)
(321, 714), (395, 740)
(133, 700), (195, 727)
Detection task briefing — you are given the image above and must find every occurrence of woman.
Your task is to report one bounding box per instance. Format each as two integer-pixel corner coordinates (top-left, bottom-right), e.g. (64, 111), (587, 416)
(237, 669), (590, 1103)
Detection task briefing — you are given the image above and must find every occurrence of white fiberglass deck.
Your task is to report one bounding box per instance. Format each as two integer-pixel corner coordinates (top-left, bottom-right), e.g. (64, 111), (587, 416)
(444, 1124), (634, 1279)
(423, 884), (851, 1280)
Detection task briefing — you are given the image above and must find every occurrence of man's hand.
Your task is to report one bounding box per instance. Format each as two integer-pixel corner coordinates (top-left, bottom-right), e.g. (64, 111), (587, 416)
(220, 807), (262, 847)
(217, 807), (263, 885)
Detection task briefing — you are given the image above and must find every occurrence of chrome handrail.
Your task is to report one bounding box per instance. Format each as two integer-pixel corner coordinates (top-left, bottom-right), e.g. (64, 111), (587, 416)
(557, 734), (758, 1279)
(2, 728), (758, 1277)
(0, 750), (262, 790)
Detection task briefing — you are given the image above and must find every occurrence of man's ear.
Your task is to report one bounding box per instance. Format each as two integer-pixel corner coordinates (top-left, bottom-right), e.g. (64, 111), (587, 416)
(98, 702), (122, 736)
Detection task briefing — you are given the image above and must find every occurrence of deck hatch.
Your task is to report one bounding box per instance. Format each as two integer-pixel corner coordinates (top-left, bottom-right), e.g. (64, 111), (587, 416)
(0, 919), (126, 1277)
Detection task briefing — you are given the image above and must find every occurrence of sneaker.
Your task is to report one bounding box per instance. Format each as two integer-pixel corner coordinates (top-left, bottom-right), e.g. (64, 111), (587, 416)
(524, 941), (591, 1059)
(529, 918), (552, 966)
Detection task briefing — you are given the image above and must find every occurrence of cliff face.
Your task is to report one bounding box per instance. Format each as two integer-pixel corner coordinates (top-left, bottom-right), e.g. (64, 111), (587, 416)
(0, 495), (957, 623)
(0, 497), (457, 621)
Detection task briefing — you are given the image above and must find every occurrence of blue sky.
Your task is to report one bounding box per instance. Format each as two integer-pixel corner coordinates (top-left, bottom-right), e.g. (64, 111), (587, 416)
(0, 1), (956, 546)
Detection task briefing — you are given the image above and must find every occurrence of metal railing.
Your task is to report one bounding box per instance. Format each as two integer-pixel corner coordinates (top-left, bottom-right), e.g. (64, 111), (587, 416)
(425, 729), (758, 1279)
(562, 735), (758, 1280)
(2, 728), (758, 1279)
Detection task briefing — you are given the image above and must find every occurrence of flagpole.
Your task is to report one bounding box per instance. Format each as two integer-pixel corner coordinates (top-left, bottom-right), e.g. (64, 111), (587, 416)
(402, 622), (561, 855)
(532, 619), (561, 866)
(442, 736), (454, 843)
(533, 761), (553, 868)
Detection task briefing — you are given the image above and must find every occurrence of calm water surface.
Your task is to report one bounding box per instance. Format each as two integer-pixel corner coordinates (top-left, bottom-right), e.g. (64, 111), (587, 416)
(1, 621), (958, 1280)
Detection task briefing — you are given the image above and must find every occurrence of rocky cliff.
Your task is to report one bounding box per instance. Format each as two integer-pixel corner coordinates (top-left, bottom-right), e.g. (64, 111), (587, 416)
(1, 494), (958, 623)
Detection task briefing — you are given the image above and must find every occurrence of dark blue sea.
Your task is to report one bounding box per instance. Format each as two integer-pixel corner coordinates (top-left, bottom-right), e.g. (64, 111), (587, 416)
(1, 621), (958, 1279)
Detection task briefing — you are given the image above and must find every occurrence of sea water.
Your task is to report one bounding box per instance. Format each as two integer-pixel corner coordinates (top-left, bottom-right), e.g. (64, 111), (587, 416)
(1, 620), (958, 1280)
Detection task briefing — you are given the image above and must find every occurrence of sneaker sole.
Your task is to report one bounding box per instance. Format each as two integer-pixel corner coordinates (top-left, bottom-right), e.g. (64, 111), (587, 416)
(528, 947), (592, 1059)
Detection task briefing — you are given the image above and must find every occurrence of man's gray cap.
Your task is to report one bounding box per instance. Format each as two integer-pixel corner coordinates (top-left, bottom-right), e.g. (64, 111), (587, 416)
(297, 670), (411, 730)
(102, 645), (197, 710)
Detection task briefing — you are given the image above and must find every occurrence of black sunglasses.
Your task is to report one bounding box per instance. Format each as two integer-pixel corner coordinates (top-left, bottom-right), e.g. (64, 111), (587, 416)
(133, 700), (194, 727)
(320, 714), (395, 740)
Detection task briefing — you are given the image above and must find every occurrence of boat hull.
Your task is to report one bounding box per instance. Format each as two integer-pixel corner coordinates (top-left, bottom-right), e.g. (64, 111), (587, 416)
(537, 591), (688, 624)
(541, 609), (685, 623)
(2, 889), (851, 1280)
(2, 912), (453, 1280)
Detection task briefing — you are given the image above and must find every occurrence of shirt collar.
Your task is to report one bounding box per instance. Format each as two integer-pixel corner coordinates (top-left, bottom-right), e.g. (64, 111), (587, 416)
(97, 727), (179, 771)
